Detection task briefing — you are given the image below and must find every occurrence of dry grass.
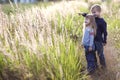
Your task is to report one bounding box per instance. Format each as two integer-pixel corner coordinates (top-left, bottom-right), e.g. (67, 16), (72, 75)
(0, 0), (120, 80)
(0, 1), (88, 80)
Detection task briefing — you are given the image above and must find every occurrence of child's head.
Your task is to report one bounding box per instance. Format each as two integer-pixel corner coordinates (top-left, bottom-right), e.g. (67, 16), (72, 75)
(90, 4), (101, 17)
(84, 14), (97, 35)
(85, 14), (96, 26)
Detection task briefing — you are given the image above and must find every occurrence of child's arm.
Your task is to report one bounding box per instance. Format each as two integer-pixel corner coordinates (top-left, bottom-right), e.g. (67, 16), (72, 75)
(102, 20), (108, 44)
(78, 12), (87, 17)
(81, 27), (85, 46)
(89, 30), (94, 51)
(81, 33), (84, 47)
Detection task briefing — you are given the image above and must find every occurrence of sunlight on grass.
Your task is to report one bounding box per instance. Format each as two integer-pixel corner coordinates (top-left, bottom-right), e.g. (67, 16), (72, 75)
(0, 1), (88, 80)
(0, 0), (120, 80)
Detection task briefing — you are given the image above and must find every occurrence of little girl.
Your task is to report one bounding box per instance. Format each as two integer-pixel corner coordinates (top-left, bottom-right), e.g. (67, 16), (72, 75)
(82, 14), (97, 74)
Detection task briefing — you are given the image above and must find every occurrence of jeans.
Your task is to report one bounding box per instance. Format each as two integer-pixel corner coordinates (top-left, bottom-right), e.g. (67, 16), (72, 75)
(95, 41), (106, 67)
(84, 46), (96, 73)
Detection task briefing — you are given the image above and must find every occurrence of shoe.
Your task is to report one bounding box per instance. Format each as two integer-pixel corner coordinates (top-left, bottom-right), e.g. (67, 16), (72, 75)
(101, 65), (107, 70)
(87, 72), (94, 75)
(87, 70), (95, 75)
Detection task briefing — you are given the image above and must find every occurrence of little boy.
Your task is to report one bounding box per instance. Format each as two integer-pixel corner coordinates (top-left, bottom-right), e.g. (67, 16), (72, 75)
(90, 4), (108, 68)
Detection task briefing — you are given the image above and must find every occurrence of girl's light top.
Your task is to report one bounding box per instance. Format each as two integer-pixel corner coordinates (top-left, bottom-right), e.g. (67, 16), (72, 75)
(82, 27), (94, 47)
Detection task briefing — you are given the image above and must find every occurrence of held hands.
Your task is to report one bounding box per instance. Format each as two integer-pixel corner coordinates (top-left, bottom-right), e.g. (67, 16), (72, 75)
(89, 46), (92, 51)
(103, 43), (107, 46)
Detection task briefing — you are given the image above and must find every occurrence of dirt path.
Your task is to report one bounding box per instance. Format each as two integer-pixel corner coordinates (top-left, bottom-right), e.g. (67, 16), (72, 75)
(88, 37), (120, 80)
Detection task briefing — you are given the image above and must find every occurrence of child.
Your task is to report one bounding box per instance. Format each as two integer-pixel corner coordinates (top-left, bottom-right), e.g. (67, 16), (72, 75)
(90, 4), (108, 68)
(82, 14), (97, 74)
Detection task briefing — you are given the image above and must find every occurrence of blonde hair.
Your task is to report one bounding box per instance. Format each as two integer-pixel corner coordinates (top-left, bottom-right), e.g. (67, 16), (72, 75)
(90, 4), (101, 12)
(84, 14), (97, 36)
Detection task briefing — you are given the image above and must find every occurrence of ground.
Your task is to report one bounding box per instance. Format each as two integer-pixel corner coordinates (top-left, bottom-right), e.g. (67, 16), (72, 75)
(88, 35), (120, 80)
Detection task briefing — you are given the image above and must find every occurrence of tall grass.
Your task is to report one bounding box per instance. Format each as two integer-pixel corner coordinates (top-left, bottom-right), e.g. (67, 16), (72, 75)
(0, 1), (88, 80)
(0, 0), (120, 80)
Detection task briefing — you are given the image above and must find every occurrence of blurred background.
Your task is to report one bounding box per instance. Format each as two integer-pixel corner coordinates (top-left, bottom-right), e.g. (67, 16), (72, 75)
(0, 0), (120, 80)
(0, 0), (118, 3)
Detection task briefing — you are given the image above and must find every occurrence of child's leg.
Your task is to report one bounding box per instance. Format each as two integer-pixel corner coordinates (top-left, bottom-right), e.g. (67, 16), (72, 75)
(94, 45), (98, 68)
(95, 41), (106, 67)
(93, 52), (98, 68)
(84, 46), (96, 73)
(85, 51), (96, 73)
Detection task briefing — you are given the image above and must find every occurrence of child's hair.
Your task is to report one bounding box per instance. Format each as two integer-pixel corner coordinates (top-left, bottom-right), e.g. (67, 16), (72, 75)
(84, 14), (97, 36)
(90, 4), (101, 12)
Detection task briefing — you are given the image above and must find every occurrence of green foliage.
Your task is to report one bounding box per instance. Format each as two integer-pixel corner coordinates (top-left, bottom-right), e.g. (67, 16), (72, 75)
(0, 1), (87, 79)
(0, 0), (120, 80)
(40, 34), (86, 80)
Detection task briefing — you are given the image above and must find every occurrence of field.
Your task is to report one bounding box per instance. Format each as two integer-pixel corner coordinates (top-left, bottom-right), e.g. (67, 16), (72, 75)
(0, 0), (120, 80)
